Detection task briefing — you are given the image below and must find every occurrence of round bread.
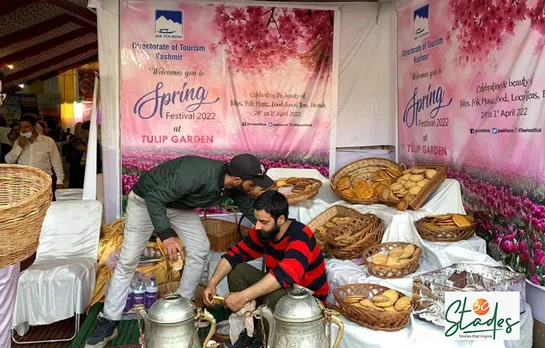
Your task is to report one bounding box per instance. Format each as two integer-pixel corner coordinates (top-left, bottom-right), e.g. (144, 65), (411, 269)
(336, 176), (351, 190)
(400, 244), (415, 259)
(397, 258), (411, 266)
(384, 306), (396, 312)
(402, 174), (411, 180)
(345, 295), (365, 303)
(409, 186), (422, 195)
(383, 289), (399, 303)
(412, 169), (425, 174)
(390, 183), (403, 192)
(394, 296), (412, 312)
(386, 257), (399, 266)
(404, 181), (416, 189)
(359, 299), (375, 308)
(374, 299), (394, 308)
(389, 247), (404, 258)
(342, 188), (355, 198)
(425, 169), (437, 179)
(371, 253), (388, 265)
(417, 180), (428, 188)
(410, 174), (424, 182)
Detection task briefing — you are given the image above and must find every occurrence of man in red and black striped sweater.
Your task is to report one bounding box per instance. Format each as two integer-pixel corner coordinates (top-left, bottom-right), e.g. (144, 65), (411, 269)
(204, 190), (328, 315)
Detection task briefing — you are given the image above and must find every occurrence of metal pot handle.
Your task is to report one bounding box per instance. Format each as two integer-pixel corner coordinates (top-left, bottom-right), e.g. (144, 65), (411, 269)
(200, 309), (216, 348)
(325, 309), (344, 348)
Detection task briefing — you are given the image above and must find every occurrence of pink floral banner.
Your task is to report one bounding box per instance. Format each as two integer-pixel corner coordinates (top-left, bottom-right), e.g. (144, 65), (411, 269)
(398, 0), (545, 285)
(120, 2), (335, 207)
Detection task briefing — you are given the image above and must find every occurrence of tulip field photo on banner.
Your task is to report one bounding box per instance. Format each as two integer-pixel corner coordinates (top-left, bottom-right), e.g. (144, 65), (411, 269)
(120, 2), (336, 212)
(398, 0), (545, 286)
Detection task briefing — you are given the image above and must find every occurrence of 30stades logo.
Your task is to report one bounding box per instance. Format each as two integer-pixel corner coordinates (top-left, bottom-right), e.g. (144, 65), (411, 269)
(444, 292), (520, 340)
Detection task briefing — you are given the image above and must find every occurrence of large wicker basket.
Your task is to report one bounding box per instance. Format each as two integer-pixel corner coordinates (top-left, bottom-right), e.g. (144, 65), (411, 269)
(415, 216), (476, 242)
(334, 283), (412, 332)
(330, 158), (405, 204)
(251, 177), (322, 205)
(0, 165), (52, 267)
(202, 206), (250, 252)
(326, 214), (384, 260)
(382, 164), (447, 210)
(307, 205), (365, 252)
(362, 242), (422, 279)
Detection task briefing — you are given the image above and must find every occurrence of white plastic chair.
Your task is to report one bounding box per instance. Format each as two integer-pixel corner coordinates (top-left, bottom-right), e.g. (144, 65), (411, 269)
(12, 200), (102, 344)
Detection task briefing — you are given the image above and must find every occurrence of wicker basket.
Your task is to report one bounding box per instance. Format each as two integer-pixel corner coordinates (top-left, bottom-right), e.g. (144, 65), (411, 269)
(0, 165), (52, 267)
(383, 164), (447, 210)
(334, 283), (412, 331)
(362, 242), (422, 279)
(251, 177), (322, 205)
(330, 158), (405, 205)
(307, 205), (365, 252)
(326, 214), (384, 260)
(202, 206), (250, 252)
(415, 216), (476, 242)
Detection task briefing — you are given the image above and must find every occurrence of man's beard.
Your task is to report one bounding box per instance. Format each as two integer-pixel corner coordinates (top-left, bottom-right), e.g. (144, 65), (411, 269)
(257, 222), (281, 242)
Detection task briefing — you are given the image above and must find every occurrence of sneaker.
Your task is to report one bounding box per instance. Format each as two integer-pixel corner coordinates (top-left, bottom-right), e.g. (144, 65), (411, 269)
(84, 317), (118, 348)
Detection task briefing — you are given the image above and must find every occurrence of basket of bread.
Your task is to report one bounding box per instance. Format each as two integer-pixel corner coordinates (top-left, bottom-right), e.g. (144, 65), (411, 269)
(251, 177), (322, 205)
(382, 164), (447, 211)
(334, 284), (413, 331)
(308, 205), (367, 252)
(415, 213), (476, 242)
(325, 214), (383, 260)
(362, 242), (422, 279)
(330, 158), (405, 204)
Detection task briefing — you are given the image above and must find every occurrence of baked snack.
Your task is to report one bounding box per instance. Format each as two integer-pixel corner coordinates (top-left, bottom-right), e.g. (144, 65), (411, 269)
(394, 296), (412, 311)
(400, 244), (415, 259)
(372, 253), (388, 265)
(383, 289), (399, 303)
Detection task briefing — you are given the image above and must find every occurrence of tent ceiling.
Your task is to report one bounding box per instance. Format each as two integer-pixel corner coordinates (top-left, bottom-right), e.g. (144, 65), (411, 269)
(0, 0), (97, 90)
(0, 0), (378, 90)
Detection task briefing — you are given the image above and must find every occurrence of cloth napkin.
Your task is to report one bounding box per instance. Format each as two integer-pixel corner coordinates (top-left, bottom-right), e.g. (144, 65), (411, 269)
(229, 300), (257, 344)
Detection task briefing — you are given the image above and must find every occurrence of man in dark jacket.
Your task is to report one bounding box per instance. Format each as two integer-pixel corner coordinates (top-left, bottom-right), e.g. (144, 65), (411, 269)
(85, 154), (273, 348)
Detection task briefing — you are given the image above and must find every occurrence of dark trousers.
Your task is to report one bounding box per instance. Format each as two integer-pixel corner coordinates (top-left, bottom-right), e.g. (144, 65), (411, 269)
(51, 174), (57, 201)
(227, 263), (287, 341)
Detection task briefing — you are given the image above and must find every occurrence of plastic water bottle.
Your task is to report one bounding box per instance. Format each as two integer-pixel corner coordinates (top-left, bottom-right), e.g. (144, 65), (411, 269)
(123, 283), (134, 313)
(145, 276), (159, 310)
(133, 279), (146, 306)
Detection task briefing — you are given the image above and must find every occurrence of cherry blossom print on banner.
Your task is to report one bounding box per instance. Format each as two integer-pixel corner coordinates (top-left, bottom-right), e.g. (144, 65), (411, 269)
(120, 3), (336, 210)
(398, 0), (545, 285)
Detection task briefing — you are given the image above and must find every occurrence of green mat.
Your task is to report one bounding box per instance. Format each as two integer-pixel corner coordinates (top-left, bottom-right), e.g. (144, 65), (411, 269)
(69, 303), (230, 348)
(69, 303), (142, 348)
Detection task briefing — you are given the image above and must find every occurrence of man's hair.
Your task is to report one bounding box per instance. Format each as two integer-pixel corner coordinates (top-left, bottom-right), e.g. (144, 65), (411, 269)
(253, 190), (289, 221)
(82, 121), (91, 131)
(20, 114), (37, 126)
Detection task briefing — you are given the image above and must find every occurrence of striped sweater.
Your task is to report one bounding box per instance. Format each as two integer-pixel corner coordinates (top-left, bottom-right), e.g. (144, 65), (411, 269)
(223, 219), (329, 301)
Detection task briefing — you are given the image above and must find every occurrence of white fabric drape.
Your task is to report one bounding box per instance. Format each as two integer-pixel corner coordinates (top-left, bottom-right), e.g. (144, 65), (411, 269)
(82, 75), (99, 200)
(92, 0), (121, 223)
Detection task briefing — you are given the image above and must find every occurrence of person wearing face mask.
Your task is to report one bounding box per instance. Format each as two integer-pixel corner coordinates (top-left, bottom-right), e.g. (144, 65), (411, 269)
(4, 114), (65, 195)
(204, 190), (328, 344)
(85, 154), (273, 348)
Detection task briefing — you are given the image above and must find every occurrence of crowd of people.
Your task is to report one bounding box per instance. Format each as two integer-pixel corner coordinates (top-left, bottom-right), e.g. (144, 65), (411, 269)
(0, 114), (102, 194)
